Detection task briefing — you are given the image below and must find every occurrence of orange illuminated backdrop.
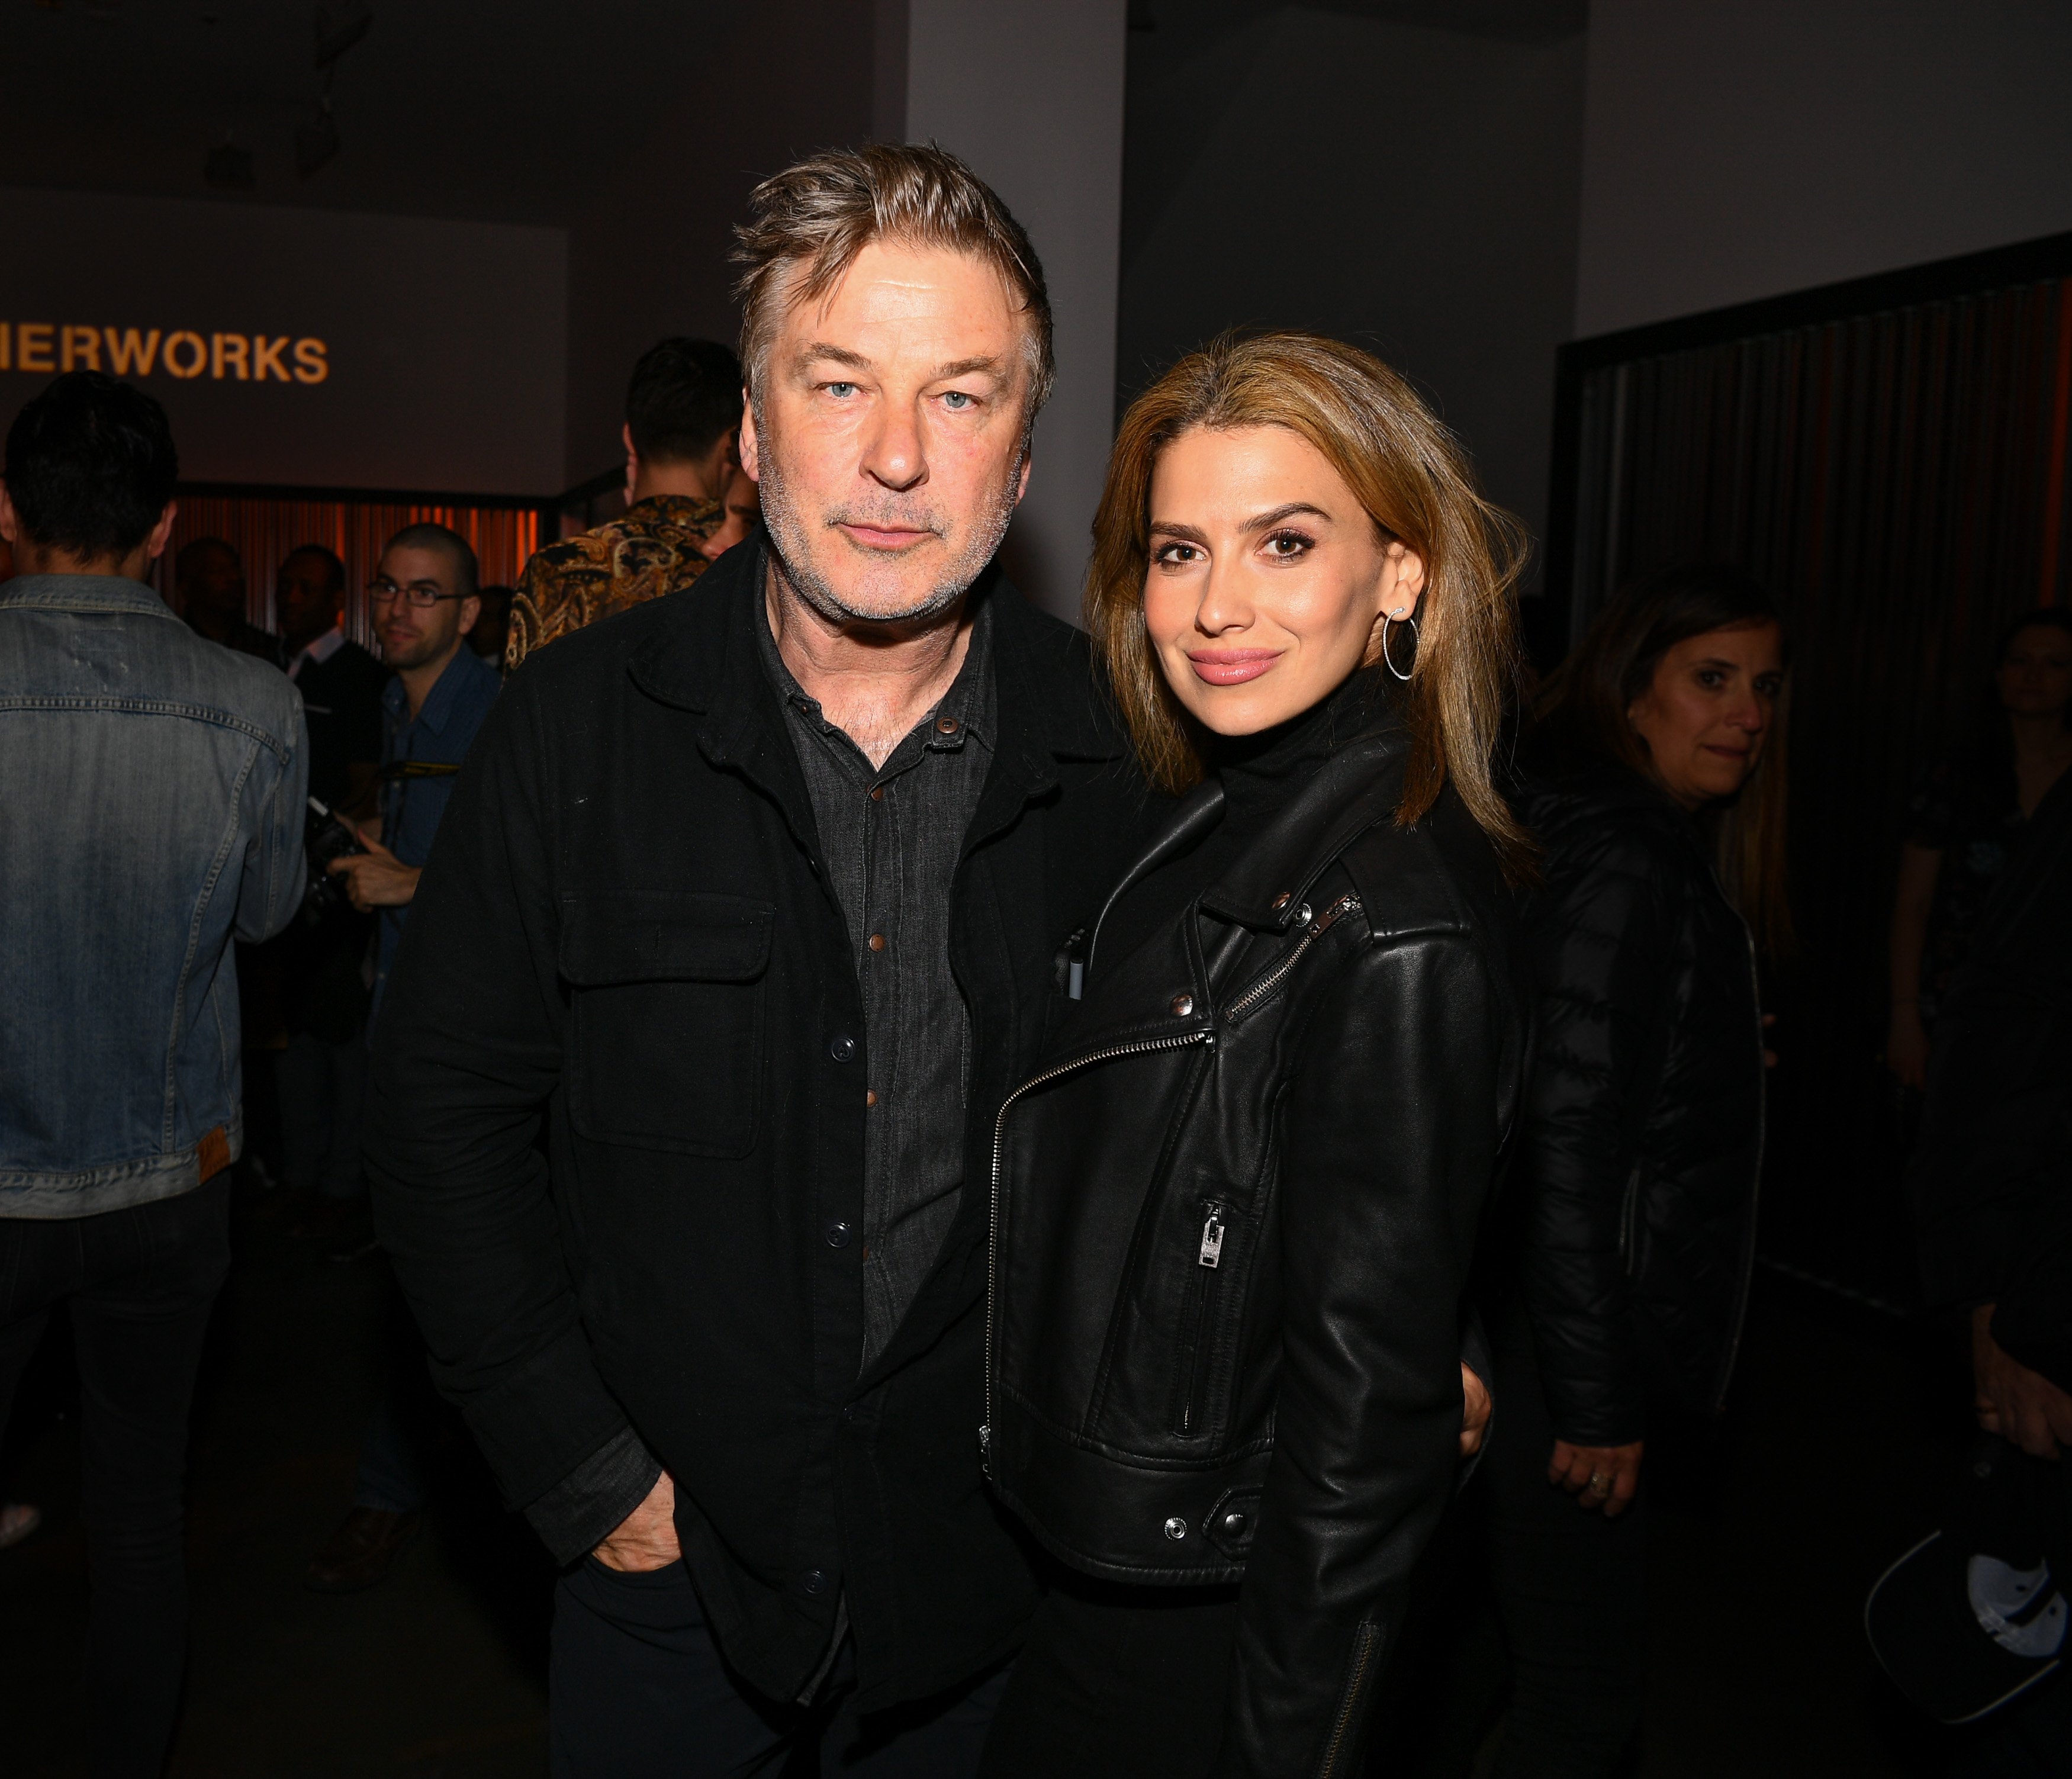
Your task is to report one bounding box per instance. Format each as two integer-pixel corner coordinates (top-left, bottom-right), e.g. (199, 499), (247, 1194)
(151, 487), (545, 649)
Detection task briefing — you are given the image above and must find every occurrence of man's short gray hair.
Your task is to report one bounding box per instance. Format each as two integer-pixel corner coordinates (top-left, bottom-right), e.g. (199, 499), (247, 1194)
(731, 141), (1055, 424)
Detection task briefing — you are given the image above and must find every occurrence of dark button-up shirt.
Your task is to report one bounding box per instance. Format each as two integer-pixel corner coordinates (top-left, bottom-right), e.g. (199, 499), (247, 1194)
(758, 599), (996, 1371)
(375, 643), (501, 1012)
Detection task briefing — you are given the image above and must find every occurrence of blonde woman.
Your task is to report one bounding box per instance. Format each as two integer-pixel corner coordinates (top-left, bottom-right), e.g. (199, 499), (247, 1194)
(977, 333), (1532, 1778)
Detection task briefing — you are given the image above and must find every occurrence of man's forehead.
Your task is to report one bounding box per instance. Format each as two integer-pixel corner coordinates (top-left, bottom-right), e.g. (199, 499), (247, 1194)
(380, 544), (455, 583)
(787, 239), (1025, 343)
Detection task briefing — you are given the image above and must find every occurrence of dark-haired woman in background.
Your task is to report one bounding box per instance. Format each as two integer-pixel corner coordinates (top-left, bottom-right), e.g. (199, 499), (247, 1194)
(1886, 608), (2072, 1091)
(977, 332), (1531, 1779)
(1489, 566), (1786, 1775)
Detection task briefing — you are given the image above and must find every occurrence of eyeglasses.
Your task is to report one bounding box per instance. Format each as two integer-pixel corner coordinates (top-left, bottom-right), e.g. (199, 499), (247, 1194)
(366, 579), (466, 609)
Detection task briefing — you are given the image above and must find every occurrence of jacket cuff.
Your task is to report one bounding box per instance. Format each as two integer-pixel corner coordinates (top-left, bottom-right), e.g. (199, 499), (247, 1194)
(524, 1427), (664, 1566)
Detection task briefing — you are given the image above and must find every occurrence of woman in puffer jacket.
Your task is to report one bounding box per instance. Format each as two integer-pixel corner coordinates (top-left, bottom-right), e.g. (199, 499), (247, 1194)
(1491, 564), (1788, 1776)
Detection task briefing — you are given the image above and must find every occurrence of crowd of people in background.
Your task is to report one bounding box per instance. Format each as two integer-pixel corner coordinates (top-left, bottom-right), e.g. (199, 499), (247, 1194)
(1, 139), (2065, 1779)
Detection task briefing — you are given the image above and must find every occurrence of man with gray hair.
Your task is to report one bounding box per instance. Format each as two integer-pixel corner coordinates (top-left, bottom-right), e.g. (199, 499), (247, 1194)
(365, 145), (1154, 1772)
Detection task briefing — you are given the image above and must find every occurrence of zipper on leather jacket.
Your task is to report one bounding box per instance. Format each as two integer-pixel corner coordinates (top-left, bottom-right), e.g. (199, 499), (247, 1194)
(1172, 1202), (1227, 1436)
(1318, 1620), (1384, 1778)
(980, 1027), (1215, 1476)
(1224, 895), (1361, 1020)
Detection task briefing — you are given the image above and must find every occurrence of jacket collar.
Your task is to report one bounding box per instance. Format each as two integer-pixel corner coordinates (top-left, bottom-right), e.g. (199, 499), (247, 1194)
(382, 642), (494, 735)
(1199, 720), (1412, 928)
(0, 572), (182, 619)
(628, 534), (1125, 786)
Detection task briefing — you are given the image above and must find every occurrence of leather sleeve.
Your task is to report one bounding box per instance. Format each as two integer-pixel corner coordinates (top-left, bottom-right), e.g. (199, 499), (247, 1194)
(362, 671), (641, 1529)
(1215, 930), (1507, 1779)
(1520, 825), (1672, 1447)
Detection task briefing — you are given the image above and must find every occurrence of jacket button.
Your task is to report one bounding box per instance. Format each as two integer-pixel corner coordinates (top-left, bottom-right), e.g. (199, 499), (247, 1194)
(803, 1569), (828, 1596)
(935, 715), (960, 735)
(1163, 1517), (1188, 1542)
(1221, 1509), (1250, 1537)
(1271, 891), (1292, 910)
(829, 1035), (857, 1062)
(868, 932), (886, 952)
(825, 1220), (852, 1249)
(1295, 903), (1312, 926)
(1170, 993), (1193, 1017)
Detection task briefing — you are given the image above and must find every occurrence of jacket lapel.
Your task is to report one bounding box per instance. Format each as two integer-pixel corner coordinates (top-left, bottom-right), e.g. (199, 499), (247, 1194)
(628, 541), (831, 880)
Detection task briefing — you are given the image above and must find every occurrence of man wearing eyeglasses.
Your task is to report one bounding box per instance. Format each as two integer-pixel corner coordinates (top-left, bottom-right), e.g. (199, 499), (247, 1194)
(310, 520), (500, 1591)
(326, 523), (498, 1014)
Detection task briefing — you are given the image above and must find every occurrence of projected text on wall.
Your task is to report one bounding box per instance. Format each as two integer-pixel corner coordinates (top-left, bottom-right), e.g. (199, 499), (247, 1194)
(0, 323), (329, 384)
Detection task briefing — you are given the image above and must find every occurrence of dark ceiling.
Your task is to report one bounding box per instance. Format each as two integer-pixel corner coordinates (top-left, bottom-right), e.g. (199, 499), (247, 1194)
(0, 1), (1587, 228)
(0, 0), (736, 226)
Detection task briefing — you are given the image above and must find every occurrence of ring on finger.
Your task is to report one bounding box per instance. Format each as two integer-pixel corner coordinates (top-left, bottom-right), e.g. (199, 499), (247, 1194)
(1586, 1471), (1612, 1498)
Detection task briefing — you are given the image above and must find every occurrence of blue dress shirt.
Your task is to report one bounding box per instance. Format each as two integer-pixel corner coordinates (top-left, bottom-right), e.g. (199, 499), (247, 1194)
(374, 644), (501, 1013)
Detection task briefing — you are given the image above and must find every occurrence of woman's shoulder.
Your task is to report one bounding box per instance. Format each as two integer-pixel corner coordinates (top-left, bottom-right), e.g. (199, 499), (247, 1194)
(1517, 754), (1691, 877)
(1332, 780), (1520, 954)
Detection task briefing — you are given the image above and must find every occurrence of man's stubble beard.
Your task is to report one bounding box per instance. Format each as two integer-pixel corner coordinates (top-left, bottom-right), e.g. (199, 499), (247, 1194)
(755, 416), (1026, 628)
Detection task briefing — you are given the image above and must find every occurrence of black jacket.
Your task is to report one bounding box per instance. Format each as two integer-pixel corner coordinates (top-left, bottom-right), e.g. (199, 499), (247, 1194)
(362, 544), (1156, 1710)
(986, 725), (1529, 1779)
(1512, 757), (1764, 1446)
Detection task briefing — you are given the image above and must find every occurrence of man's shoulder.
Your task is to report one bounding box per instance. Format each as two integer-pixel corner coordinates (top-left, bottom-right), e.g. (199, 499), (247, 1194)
(157, 623), (304, 748)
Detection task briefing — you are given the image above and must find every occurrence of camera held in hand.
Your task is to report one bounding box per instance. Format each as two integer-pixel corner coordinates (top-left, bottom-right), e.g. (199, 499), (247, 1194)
(303, 797), (367, 924)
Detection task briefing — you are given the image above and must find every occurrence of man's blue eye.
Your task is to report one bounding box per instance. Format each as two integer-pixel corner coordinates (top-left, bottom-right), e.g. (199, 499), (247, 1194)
(827, 382), (857, 398)
(943, 391), (973, 410)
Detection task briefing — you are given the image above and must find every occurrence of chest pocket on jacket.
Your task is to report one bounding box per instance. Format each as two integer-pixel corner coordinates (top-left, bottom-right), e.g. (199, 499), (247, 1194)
(560, 892), (774, 1159)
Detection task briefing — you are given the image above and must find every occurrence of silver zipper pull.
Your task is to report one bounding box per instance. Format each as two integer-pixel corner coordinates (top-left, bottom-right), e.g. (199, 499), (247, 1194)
(1198, 1207), (1225, 1269)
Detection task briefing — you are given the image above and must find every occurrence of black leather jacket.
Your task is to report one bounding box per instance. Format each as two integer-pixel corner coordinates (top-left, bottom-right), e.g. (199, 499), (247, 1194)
(984, 727), (1529, 1778)
(1513, 757), (1765, 1446)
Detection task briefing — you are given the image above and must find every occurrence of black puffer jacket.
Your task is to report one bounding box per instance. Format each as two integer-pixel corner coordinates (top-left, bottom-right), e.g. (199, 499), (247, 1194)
(986, 725), (1529, 1778)
(1513, 757), (1764, 1446)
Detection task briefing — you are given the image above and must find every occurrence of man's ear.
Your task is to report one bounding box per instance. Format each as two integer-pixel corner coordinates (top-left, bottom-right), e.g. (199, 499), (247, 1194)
(457, 593), (482, 638)
(1012, 447), (1033, 509)
(0, 481), (18, 547)
(739, 403), (762, 484)
(144, 500), (178, 565)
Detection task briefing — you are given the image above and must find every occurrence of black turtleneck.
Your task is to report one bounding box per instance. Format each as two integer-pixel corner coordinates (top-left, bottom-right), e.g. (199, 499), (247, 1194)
(1094, 670), (1384, 975)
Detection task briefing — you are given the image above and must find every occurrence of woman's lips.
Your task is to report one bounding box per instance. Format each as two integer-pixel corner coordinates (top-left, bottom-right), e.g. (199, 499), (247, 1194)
(1188, 649), (1283, 686)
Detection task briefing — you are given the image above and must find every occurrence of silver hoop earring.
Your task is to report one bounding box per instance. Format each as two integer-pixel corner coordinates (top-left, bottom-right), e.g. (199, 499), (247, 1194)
(1380, 613), (1418, 681)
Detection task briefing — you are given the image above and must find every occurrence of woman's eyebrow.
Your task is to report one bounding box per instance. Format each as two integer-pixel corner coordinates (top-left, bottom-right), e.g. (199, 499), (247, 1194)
(1147, 519), (1210, 545)
(1241, 501), (1330, 533)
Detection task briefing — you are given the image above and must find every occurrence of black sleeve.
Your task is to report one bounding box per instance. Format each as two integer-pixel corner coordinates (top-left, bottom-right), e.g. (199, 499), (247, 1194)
(362, 673), (639, 1527)
(1215, 930), (1508, 1779)
(1517, 827), (1674, 1448)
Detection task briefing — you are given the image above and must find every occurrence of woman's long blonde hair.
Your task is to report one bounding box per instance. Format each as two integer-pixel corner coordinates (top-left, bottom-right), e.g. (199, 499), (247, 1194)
(1086, 331), (1530, 870)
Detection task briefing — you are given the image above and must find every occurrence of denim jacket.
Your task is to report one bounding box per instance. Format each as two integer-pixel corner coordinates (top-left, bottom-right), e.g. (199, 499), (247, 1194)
(0, 574), (307, 1217)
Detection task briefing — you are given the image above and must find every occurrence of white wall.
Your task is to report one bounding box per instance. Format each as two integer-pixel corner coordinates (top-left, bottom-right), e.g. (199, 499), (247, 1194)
(898, 0), (1130, 621)
(1576, 0), (2072, 336)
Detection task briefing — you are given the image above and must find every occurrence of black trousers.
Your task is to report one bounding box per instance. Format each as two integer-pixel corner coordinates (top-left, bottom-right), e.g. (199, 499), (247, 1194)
(977, 1569), (1240, 1779)
(551, 1555), (1012, 1778)
(0, 1177), (231, 1779)
(1481, 1308), (1648, 1779)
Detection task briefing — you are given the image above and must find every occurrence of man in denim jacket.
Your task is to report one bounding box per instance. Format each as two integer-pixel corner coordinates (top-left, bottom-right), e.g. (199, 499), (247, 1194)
(0, 372), (305, 1775)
